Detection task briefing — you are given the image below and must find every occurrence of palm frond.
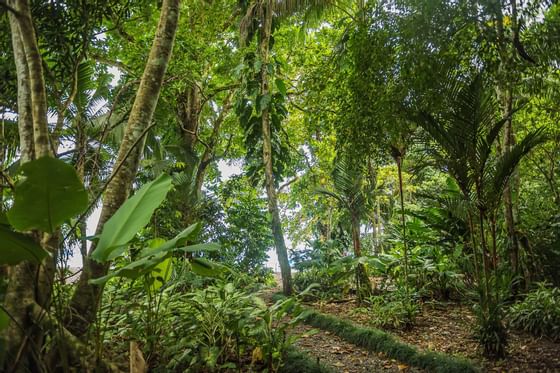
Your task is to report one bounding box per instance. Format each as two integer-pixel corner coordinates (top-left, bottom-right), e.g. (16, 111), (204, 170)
(484, 127), (547, 208)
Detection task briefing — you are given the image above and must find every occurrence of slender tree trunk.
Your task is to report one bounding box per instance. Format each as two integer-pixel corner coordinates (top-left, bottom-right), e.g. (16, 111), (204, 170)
(66, 0), (180, 337)
(394, 151), (409, 294)
(502, 94), (520, 279)
(351, 214), (372, 299)
(260, 0), (292, 295)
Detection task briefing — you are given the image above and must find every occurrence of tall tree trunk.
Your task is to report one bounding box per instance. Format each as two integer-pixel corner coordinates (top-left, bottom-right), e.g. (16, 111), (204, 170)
(9, 11), (34, 163)
(12, 0), (50, 158)
(66, 0), (180, 337)
(501, 88), (520, 280)
(260, 0), (292, 295)
(495, 0), (521, 287)
(3, 3), (53, 370)
(396, 156), (408, 289)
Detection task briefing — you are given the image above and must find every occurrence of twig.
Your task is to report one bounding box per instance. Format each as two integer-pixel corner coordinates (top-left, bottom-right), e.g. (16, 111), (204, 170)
(278, 177), (299, 192)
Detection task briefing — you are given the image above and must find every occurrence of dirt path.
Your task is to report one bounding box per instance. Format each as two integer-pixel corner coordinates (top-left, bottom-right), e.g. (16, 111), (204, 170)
(294, 323), (419, 372)
(260, 274), (420, 372)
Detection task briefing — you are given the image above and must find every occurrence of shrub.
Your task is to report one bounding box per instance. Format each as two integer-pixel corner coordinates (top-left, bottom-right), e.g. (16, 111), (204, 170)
(293, 268), (348, 300)
(508, 283), (560, 341)
(356, 290), (420, 329)
(159, 281), (309, 372)
(473, 301), (507, 358)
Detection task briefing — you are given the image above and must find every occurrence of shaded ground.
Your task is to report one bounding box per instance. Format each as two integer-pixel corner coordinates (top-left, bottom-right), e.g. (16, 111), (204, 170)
(261, 275), (421, 372)
(293, 323), (422, 373)
(312, 299), (560, 372)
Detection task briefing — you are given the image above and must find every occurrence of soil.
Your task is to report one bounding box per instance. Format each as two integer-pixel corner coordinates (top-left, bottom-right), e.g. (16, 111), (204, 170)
(293, 323), (423, 372)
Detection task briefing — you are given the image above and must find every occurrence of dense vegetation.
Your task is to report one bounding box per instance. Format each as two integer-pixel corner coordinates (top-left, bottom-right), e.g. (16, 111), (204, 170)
(1, 0), (559, 371)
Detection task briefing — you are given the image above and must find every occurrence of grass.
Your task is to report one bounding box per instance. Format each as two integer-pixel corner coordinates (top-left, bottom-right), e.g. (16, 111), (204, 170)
(280, 347), (335, 373)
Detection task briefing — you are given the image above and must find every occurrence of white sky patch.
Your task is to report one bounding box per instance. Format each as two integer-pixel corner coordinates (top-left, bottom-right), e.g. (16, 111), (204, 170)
(217, 159), (242, 181)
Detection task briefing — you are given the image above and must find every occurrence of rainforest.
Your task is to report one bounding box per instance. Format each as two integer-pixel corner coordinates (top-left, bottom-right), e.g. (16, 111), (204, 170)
(1, 0), (559, 372)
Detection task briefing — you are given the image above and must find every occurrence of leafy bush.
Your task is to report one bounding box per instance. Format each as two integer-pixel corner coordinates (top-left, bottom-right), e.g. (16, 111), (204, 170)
(508, 283), (560, 341)
(357, 290), (420, 329)
(473, 301), (507, 358)
(159, 281), (308, 372)
(293, 267), (349, 300)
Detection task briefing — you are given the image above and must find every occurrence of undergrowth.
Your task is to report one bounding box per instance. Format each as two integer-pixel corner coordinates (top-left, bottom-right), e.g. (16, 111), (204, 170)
(508, 283), (560, 341)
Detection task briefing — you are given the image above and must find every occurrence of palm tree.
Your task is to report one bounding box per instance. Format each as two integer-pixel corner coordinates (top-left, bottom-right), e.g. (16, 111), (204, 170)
(411, 74), (546, 357)
(317, 155), (373, 300)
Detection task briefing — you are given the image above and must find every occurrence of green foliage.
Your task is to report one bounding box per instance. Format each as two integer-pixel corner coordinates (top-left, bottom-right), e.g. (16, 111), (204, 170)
(202, 176), (274, 278)
(357, 290), (420, 329)
(301, 309), (478, 373)
(0, 223), (49, 265)
(293, 267), (349, 300)
(92, 174), (173, 262)
(90, 225), (220, 285)
(157, 282), (309, 372)
(473, 301), (507, 358)
(508, 283), (560, 341)
(7, 157), (88, 233)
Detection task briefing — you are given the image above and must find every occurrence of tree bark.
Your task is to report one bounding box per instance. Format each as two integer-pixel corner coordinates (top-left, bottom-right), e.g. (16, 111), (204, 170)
(66, 0), (181, 337)
(12, 0), (50, 158)
(351, 214), (372, 299)
(2, 3), (52, 370)
(502, 89), (520, 278)
(8, 11), (34, 163)
(396, 154), (409, 294)
(260, 0), (292, 295)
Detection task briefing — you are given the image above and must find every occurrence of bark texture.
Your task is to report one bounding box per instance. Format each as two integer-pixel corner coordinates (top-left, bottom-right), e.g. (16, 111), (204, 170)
(8, 11), (34, 163)
(259, 0), (292, 295)
(2, 3), (52, 370)
(66, 0), (181, 337)
(12, 0), (50, 158)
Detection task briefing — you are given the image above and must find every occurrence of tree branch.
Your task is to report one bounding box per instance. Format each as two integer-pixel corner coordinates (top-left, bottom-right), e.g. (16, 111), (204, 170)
(0, 0), (21, 17)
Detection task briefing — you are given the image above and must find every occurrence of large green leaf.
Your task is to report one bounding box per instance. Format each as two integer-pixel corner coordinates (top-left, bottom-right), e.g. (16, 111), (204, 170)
(91, 174), (173, 262)
(139, 223), (201, 257)
(0, 225), (49, 265)
(89, 242), (221, 285)
(7, 157), (88, 233)
(191, 257), (222, 277)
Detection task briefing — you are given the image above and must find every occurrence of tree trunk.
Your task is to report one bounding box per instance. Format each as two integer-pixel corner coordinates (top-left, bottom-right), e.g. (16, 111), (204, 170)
(3, 3), (52, 370)
(351, 214), (372, 299)
(8, 11), (34, 163)
(393, 147), (409, 294)
(66, 0), (180, 337)
(12, 0), (50, 158)
(502, 90), (520, 279)
(260, 0), (292, 295)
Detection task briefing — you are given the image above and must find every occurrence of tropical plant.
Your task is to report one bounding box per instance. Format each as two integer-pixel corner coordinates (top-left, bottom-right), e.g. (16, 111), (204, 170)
(357, 289), (420, 330)
(508, 283), (560, 341)
(411, 73), (546, 357)
(316, 155), (373, 300)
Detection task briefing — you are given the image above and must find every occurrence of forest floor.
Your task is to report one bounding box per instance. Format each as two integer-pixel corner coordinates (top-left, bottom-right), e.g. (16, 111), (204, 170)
(313, 300), (560, 372)
(264, 275), (560, 373)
